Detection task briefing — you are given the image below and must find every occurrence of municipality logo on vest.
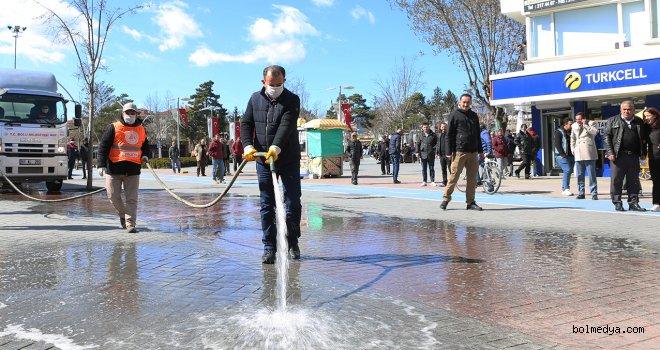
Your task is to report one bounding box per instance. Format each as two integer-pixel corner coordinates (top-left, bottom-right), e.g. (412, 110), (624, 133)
(564, 72), (582, 91)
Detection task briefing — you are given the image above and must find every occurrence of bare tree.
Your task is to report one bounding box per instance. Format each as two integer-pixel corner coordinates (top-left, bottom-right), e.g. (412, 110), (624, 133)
(393, 0), (524, 129)
(144, 93), (169, 158)
(373, 57), (424, 132)
(37, 0), (141, 189)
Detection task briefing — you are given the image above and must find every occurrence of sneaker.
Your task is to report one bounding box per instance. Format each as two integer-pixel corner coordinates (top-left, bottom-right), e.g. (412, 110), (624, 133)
(262, 249), (275, 264)
(562, 189), (574, 196)
(466, 202), (483, 211)
(592, 195), (599, 200)
(430, 182), (437, 187)
(420, 182), (427, 187)
(120, 218), (126, 229)
(628, 203), (647, 212)
(438, 183), (446, 187)
(440, 200), (449, 210)
(393, 180), (401, 184)
(126, 226), (137, 233)
(220, 180), (226, 184)
(576, 194), (585, 199)
(614, 202), (625, 212)
(289, 245), (301, 260)
(651, 204), (660, 212)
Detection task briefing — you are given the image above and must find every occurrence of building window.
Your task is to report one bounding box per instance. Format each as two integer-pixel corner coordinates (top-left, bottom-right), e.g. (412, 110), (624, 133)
(622, 1), (646, 46)
(554, 4), (618, 56)
(653, 0), (660, 38)
(531, 14), (553, 58)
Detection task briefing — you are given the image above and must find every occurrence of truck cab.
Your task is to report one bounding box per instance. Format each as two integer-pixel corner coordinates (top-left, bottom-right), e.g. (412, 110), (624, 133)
(0, 68), (81, 192)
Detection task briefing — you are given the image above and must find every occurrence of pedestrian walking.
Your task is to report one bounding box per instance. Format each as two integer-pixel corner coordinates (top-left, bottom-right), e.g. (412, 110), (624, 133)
(345, 132), (363, 185)
(97, 102), (151, 233)
(389, 129), (402, 183)
(168, 141), (181, 173)
(570, 112), (599, 200)
(66, 137), (79, 179)
(529, 127), (541, 177)
(208, 134), (225, 184)
(436, 122), (449, 186)
(193, 138), (207, 176)
(378, 135), (390, 175)
(222, 135), (231, 176)
(416, 121), (437, 186)
(604, 100), (646, 212)
(514, 124), (532, 179)
(440, 93), (484, 211)
(554, 118), (575, 196)
(504, 129), (516, 176)
(231, 138), (244, 173)
(642, 107), (660, 211)
(492, 129), (509, 177)
(240, 65), (302, 264)
(80, 138), (89, 179)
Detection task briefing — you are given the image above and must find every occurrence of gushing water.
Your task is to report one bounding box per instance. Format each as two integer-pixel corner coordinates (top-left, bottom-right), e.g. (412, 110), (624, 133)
(272, 173), (289, 312)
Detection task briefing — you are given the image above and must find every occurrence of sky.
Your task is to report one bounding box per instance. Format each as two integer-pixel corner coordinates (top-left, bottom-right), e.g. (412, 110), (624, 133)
(1, 0), (468, 118)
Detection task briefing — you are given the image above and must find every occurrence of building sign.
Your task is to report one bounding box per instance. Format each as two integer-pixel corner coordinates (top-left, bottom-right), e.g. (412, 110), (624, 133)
(491, 58), (660, 102)
(524, 0), (589, 12)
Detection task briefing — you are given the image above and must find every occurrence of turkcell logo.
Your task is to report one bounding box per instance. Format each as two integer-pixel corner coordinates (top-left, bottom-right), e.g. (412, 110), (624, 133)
(564, 72), (582, 90)
(584, 68), (647, 84)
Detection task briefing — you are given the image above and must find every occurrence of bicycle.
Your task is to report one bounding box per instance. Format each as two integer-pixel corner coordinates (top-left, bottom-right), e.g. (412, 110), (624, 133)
(455, 155), (502, 194)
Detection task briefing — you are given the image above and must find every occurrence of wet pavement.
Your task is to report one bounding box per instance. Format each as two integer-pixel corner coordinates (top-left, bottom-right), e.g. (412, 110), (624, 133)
(0, 160), (659, 349)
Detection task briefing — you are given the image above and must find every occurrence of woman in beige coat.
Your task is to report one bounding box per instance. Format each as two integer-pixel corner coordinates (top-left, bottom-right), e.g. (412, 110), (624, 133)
(570, 112), (599, 199)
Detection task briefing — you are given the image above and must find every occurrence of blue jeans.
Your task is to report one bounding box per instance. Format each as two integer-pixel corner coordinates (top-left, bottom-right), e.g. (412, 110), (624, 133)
(420, 157), (435, 182)
(212, 159), (225, 181)
(575, 160), (597, 196)
(170, 158), (180, 173)
(390, 153), (400, 181)
(256, 161), (302, 249)
(556, 155), (575, 191)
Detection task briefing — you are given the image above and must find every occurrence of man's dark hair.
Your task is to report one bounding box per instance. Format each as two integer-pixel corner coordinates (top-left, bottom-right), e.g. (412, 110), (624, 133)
(263, 65), (286, 78)
(562, 117), (572, 126)
(459, 93), (472, 100)
(421, 121), (429, 126)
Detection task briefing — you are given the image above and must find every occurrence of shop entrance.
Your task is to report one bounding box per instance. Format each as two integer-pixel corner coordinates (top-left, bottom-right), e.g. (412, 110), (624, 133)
(542, 109), (571, 175)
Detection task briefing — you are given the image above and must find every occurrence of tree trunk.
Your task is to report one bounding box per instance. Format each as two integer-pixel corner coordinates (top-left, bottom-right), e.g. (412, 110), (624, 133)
(86, 79), (95, 190)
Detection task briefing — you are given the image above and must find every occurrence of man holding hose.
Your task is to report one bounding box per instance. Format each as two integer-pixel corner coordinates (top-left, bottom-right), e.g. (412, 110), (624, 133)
(241, 65), (302, 264)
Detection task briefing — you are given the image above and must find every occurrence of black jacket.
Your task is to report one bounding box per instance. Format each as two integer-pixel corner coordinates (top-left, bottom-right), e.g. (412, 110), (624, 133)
(416, 131), (437, 159)
(345, 140), (363, 160)
(642, 124), (660, 160)
(240, 88), (301, 167)
(97, 118), (151, 176)
(446, 108), (481, 154)
(515, 131), (532, 155)
(604, 115), (645, 158)
(389, 132), (401, 155)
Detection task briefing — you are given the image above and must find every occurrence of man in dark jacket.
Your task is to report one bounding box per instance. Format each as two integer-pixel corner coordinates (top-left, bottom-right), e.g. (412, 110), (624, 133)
(80, 138), (89, 179)
(605, 101), (646, 211)
(240, 65), (302, 263)
(345, 132), (363, 185)
(66, 137), (79, 179)
(97, 102), (151, 233)
(389, 129), (402, 183)
(435, 122), (449, 186)
(504, 129), (516, 176)
(378, 135), (390, 175)
(514, 124), (532, 179)
(440, 93), (484, 211)
(416, 122), (437, 186)
(553, 119), (574, 195)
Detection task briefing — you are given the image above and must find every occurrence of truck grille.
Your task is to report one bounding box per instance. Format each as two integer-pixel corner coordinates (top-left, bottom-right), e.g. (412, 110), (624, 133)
(18, 167), (44, 174)
(3, 143), (57, 153)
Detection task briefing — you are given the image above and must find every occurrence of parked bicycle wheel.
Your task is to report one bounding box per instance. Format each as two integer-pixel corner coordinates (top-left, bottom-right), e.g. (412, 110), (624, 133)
(455, 168), (468, 192)
(481, 162), (502, 194)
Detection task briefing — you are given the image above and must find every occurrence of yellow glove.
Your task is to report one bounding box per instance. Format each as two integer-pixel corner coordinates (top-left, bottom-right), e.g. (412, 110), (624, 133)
(265, 145), (280, 164)
(243, 146), (257, 161)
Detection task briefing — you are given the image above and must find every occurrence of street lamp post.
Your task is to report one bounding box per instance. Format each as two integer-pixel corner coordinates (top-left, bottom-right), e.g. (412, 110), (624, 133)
(7, 25), (27, 69)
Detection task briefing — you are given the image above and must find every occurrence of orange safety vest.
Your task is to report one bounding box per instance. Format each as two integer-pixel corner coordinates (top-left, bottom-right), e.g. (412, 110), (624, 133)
(109, 121), (147, 164)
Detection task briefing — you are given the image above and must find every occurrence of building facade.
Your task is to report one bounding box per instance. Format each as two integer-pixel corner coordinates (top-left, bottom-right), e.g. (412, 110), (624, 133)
(491, 0), (660, 176)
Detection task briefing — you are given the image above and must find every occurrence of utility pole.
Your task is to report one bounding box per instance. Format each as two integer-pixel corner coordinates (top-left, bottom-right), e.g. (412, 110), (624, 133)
(7, 25), (27, 69)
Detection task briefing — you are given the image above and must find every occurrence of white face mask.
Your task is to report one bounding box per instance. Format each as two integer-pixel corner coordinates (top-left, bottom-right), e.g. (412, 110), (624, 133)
(265, 85), (284, 99)
(123, 113), (136, 124)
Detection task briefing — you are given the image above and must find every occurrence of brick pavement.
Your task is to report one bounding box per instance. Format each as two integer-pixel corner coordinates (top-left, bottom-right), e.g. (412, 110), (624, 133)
(0, 159), (658, 349)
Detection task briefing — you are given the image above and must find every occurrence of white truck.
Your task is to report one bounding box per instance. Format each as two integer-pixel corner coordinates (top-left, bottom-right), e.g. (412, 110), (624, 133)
(0, 68), (81, 192)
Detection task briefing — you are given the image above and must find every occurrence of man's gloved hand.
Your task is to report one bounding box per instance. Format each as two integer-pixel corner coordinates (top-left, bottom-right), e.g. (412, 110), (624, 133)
(98, 167), (106, 177)
(243, 146), (257, 161)
(265, 145), (281, 164)
(141, 156), (149, 163)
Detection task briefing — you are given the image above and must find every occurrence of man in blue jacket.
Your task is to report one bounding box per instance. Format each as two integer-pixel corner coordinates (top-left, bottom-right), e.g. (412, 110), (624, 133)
(389, 129), (402, 183)
(240, 65), (302, 264)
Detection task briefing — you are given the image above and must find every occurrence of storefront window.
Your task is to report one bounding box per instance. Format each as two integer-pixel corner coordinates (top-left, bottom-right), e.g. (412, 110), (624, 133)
(622, 1), (646, 46)
(653, 0), (660, 38)
(531, 14), (553, 58)
(554, 4), (618, 56)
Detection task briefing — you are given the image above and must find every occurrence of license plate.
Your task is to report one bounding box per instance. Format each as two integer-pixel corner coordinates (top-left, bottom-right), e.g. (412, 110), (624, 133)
(19, 159), (41, 165)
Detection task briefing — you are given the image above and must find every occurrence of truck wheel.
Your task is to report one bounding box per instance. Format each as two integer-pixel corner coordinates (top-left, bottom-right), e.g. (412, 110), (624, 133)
(46, 180), (63, 192)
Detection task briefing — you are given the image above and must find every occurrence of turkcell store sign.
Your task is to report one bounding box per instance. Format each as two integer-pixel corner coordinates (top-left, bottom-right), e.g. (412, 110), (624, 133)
(492, 58), (660, 101)
(524, 0), (589, 12)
